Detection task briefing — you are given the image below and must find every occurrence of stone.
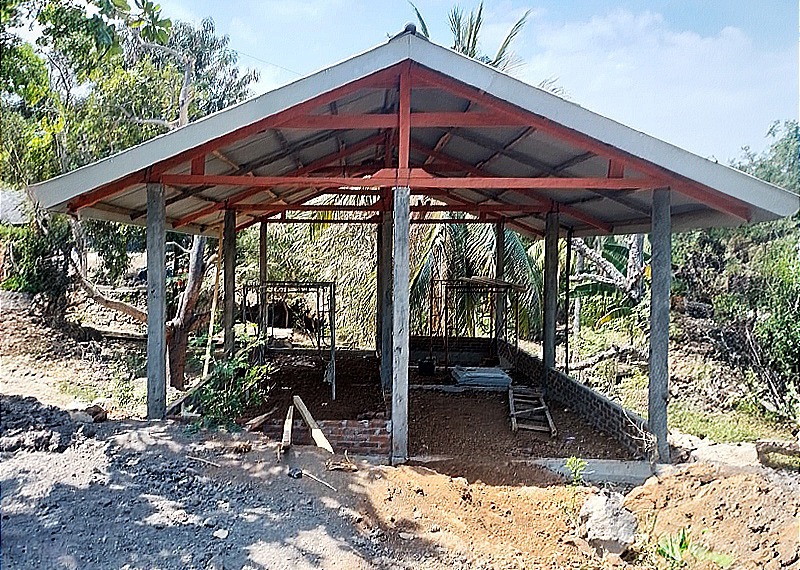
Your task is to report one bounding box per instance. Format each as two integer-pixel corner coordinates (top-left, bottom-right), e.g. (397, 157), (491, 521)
(68, 411), (95, 424)
(212, 529), (229, 539)
(579, 491), (637, 555)
(398, 532), (415, 541)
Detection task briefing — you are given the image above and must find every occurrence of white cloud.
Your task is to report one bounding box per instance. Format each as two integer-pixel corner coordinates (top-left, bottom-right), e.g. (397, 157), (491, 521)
(519, 9), (798, 160)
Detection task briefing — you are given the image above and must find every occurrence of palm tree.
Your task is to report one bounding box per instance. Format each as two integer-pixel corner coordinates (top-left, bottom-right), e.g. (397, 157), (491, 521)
(406, 2), (543, 340)
(410, 2), (531, 71)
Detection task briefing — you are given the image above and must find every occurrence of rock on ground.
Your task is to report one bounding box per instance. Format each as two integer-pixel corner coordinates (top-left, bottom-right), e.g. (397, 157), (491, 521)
(579, 490), (638, 555)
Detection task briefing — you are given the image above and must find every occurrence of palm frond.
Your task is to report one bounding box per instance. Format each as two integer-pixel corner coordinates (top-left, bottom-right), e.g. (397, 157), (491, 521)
(408, 1), (430, 38)
(491, 9), (530, 70)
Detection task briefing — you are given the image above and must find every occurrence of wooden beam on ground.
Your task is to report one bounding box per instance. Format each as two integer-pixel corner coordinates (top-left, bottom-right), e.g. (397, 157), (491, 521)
(146, 182), (167, 419)
(280, 405), (294, 454)
(292, 395), (334, 454)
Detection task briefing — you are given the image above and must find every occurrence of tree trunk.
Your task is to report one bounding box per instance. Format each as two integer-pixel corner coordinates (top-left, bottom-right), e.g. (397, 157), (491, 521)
(166, 235), (207, 389)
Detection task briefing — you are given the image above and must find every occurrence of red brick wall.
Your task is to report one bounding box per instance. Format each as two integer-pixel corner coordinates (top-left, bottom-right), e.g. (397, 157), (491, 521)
(259, 419), (392, 456)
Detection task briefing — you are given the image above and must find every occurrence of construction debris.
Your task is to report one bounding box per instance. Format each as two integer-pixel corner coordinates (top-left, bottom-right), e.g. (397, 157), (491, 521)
(287, 467), (337, 491)
(451, 366), (512, 388)
(280, 405), (294, 455)
(326, 451), (358, 472)
(293, 395), (334, 454)
(244, 406), (278, 432)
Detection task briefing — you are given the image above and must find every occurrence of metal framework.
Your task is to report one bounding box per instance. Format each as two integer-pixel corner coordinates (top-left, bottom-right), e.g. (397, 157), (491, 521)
(423, 277), (523, 366)
(237, 280), (337, 399)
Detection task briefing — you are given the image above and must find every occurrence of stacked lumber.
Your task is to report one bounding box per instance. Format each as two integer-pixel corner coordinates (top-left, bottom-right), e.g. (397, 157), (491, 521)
(451, 366), (512, 388)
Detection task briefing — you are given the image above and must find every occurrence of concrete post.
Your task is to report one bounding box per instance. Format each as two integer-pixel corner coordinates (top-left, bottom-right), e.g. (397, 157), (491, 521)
(146, 183), (166, 419)
(223, 209), (236, 359)
(259, 221), (268, 333)
(649, 187), (672, 462)
(379, 214), (394, 392)
(542, 211), (559, 383)
(494, 221), (506, 342)
(391, 186), (410, 465)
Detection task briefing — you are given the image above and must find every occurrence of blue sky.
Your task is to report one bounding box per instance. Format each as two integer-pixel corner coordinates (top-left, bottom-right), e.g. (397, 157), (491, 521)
(160, 0), (797, 161)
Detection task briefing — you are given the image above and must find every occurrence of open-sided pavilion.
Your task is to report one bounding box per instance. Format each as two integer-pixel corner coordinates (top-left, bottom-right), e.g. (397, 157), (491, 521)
(31, 26), (799, 464)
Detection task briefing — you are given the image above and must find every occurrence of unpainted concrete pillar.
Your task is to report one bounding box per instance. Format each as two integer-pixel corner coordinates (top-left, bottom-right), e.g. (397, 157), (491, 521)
(223, 209), (236, 359)
(649, 187), (671, 462)
(542, 211), (559, 383)
(379, 214), (394, 392)
(391, 186), (410, 465)
(146, 182), (166, 419)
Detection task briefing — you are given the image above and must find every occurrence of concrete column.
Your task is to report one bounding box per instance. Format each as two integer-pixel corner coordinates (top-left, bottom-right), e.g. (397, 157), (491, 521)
(391, 186), (410, 465)
(494, 221), (506, 342)
(649, 187), (672, 462)
(375, 222), (384, 351)
(542, 211), (559, 382)
(259, 221), (268, 332)
(146, 183), (166, 419)
(379, 214), (394, 392)
(223, 209), (236, 359)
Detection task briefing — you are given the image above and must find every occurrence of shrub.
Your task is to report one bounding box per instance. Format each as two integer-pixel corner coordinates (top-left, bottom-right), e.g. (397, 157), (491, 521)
(1, 215), (73, 317)
(196, 341), (273, 428)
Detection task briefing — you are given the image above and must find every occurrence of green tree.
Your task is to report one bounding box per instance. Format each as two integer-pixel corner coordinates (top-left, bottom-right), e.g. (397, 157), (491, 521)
(410, 1), (530, 71)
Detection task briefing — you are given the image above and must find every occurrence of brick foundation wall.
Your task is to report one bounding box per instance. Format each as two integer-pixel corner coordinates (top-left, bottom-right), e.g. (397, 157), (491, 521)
(260, 419), (391, 456)
(410, 336), (494, 366)
(499, 340), (652, 459)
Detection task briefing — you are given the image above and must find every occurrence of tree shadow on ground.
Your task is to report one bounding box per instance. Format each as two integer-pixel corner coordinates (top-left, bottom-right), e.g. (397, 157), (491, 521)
(0, 419), (458, 569)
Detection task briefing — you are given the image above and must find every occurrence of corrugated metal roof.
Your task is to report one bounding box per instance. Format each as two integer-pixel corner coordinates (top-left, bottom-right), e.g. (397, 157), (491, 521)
(29, 30), (799, 237)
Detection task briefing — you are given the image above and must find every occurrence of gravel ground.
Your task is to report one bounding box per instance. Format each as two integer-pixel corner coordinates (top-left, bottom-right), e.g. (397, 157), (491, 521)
(0, 400), (453, 570)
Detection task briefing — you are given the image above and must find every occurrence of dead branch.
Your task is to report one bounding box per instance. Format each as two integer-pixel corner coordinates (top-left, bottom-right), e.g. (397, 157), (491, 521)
(570, 345), (643, 371)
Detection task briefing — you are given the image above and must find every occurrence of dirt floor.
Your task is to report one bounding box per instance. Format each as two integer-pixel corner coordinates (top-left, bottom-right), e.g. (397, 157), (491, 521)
(243, 353), (386, 421)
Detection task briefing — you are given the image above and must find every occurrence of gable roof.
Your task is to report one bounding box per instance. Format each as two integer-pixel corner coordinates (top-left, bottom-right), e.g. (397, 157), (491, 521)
(30, 29), (799, 237)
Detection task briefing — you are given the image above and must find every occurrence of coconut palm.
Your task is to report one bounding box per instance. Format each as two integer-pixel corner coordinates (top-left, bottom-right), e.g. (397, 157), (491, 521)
(410, 2), (531, 71)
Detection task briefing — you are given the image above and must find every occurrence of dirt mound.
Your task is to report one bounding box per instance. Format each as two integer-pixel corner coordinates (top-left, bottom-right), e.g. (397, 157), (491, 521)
(625, 463), (800, 569)
(355, 463), (590, 569)
(0, 395), (78, 452)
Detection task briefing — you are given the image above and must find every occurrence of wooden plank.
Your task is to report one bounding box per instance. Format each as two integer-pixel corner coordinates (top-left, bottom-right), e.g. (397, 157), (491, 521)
(511, 406), (547, 416)
(508, 387), (518, 432)
(292, 395), (334, 454)
(543, 403), (558, 438)
(246, 406), (278, 432)
(280, 405), (294, 453)
(517, 423), (551, 432)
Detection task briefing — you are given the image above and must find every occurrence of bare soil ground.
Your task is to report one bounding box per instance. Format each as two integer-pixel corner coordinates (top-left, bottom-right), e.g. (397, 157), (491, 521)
(243, 353), (386, 421)
(2, 294), (799, 569)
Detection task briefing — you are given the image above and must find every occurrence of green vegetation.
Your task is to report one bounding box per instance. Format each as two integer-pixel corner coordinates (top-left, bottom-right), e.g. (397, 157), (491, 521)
(565, 456), (587, 485)
(657, 528), (734, 569)
(0, 216), (73, 317)
(196, 341), (273, 428)
(668, 401), (794, 443)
